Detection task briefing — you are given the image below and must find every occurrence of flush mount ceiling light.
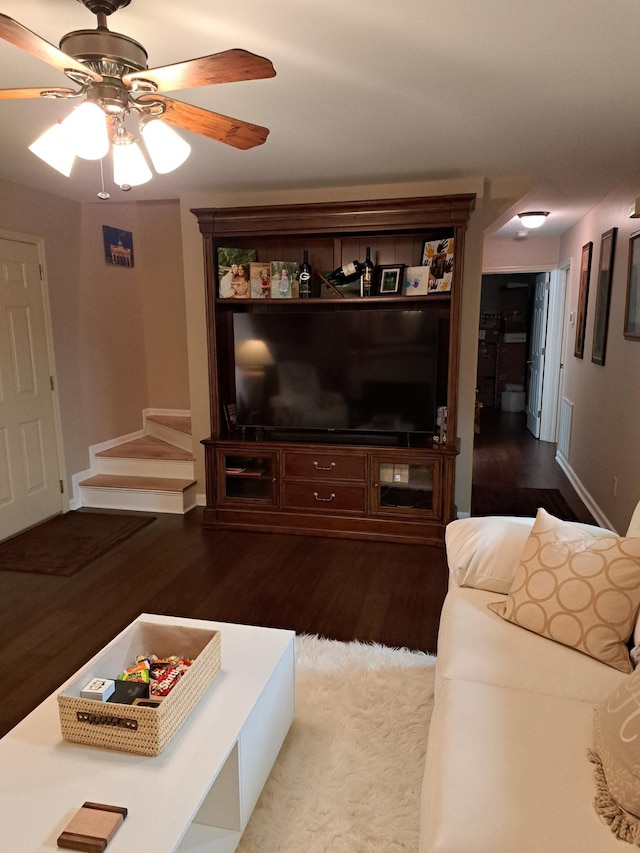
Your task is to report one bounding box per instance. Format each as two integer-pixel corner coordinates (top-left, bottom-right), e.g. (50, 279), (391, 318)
(517, 211), (550, 229)
(0, 0), (276, 196)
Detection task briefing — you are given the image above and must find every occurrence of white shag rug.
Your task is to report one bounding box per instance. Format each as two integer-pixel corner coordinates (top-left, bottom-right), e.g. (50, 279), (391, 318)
(237, 634), (437, 853)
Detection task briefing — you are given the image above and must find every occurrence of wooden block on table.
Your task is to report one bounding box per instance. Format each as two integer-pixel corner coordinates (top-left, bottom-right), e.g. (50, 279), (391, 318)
(57, 802), (127, 852)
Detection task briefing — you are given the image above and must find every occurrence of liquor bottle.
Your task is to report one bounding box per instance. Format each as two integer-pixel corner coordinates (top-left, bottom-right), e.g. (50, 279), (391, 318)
(326, 259), (363, 286)
(299, 250), (312, 298)
(361, 247), (374, 297)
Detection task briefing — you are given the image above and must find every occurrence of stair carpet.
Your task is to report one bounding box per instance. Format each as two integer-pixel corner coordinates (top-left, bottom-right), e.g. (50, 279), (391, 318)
(78, 414), (197, 514)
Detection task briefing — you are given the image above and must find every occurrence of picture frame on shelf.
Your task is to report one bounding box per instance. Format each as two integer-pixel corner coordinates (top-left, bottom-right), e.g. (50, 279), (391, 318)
(250, 262), (271, 298)
(421, 237), (454, 292)
(403, 266), (430, 297)
(376, 264), (404, 296)
(624, 231), (640, 340)
(591, 227), (617, 366)
(574, 241), (592, 358)
(218, 247), (256, 298)
(270, 261), (299, 298)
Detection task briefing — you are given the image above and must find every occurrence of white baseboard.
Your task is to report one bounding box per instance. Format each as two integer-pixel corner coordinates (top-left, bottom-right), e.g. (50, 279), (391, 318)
(554, 452), (616, 532)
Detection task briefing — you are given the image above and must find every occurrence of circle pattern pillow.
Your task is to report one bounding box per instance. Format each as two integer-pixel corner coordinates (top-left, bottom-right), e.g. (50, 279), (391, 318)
(488, 508), (640, 672)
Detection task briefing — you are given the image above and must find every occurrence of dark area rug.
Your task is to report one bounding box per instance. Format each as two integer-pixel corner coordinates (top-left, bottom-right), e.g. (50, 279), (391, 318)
(0, 511), (156, 577)
(471, 486), (579, 521)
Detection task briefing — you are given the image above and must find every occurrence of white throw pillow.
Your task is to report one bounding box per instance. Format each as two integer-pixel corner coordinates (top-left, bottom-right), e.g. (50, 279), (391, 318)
(445, 516), (535, 594)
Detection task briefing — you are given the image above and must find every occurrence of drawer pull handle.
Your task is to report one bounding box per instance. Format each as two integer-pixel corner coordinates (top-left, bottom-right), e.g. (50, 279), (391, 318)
(313, 491), (336, 502)
(313, 461), (336, 471)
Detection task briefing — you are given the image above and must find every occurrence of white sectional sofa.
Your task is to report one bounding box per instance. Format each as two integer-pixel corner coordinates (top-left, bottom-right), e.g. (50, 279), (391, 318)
(421, 504), (640, 853)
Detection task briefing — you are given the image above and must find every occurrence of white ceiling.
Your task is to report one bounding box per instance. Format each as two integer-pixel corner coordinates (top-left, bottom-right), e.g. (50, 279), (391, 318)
(1, 0), (640, 239)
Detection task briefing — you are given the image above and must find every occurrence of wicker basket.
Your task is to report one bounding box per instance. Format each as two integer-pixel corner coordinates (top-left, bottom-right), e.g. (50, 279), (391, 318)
(58, 620), (221, 756)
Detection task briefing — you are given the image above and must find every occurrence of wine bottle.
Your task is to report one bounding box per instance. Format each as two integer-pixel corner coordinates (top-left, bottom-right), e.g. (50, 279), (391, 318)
(361, 246), (374, 297)
(326, 259), (363, 286)
(299, 250), (312, 298)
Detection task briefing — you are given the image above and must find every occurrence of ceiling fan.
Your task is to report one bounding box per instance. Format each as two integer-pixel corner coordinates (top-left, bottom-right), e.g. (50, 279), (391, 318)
(0, 0), (276, 188)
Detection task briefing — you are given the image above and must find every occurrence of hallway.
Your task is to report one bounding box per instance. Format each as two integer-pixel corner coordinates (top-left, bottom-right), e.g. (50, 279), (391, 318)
(472, 407), (595, 524)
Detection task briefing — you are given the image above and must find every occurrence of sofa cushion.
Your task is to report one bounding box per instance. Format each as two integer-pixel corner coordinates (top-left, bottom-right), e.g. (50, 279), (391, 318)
(445, 516), (534, 593)
(446, 514), (617, 595)
(420, 677), (627, 853)
(488, 508), (640, 673)
(437, 585), (624, 704)
(589, 667), (640, 844)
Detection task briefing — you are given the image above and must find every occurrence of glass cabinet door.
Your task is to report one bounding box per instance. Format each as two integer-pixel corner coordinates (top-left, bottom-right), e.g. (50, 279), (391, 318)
(371, 456), (441, 518)
(217, 448), (278, 506)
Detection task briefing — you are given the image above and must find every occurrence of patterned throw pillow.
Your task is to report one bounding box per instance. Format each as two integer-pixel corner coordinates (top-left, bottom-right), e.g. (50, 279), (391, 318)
(588, 668), (640, 843)
(488, 508), (640, 673)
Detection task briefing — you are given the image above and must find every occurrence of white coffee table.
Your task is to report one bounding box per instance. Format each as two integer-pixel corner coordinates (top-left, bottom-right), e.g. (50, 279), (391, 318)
(0, 614), (295, 852)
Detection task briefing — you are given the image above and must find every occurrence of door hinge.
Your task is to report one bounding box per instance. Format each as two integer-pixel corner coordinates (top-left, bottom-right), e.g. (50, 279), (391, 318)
(541, 346), (546, 356)
(50, 375), (55, 391)
(538, 410), (542, 418)
(59, 480), (64, 494)
(39, 264), (44, 281)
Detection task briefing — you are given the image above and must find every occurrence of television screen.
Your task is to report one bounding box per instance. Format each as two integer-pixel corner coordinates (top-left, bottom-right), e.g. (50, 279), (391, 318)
(232, 308), (439, 437)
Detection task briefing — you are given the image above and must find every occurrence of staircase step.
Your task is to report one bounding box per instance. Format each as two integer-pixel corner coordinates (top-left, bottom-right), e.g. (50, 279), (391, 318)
(145, 415), (193, 452)
(96, 436), (193, 461)
(79, 474), (197, 515)
(94, 437), (194, 479)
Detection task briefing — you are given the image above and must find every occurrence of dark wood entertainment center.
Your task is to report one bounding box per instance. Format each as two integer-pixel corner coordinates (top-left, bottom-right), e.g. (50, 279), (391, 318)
(192, 194), (475, 545)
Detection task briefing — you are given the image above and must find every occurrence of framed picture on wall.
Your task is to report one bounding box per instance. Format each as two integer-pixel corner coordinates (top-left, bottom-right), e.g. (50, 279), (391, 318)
(574, 241), (592, 358)
(591, 227), (618, 366)
(624, 231), (640, 340)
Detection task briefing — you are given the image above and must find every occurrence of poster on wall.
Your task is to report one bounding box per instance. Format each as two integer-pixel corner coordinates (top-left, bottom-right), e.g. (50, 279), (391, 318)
(103, 226), (134, 267)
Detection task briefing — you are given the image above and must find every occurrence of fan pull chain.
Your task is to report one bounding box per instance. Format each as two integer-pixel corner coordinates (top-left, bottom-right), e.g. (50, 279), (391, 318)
(97, 158), (110, 199)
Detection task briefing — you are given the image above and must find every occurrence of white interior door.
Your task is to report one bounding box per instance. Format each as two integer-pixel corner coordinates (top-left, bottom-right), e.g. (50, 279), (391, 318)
(0, 237), (63, 541)
(525, 272), (550, 438)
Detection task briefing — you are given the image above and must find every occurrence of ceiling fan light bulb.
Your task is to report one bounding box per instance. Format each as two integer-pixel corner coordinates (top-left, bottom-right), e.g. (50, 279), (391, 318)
(112, 138), (152, 187)
(140, 119), (191, 174)
(63, 101), (110, 161)
(28, 122), (75, 177)
(517, 211), (549, 229)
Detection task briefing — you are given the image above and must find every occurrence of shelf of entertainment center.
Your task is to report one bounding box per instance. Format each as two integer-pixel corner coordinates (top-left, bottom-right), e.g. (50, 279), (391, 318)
(215, 293), (451, 307)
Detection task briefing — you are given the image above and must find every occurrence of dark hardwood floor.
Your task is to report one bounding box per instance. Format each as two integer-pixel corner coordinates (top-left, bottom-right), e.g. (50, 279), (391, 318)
(473, 407), (595, 524)
(0, 410), (592, 738)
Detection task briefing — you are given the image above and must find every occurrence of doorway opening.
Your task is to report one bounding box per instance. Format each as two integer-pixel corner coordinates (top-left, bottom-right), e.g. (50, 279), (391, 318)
(471, 266), (587, 517)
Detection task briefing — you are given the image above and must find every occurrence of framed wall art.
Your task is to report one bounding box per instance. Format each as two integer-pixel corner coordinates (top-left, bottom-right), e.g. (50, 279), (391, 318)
(624, 230), (640, 340)
(103, 226), (134, 267)
(591, 227), (617, 366)
(574, 241), (592, 358)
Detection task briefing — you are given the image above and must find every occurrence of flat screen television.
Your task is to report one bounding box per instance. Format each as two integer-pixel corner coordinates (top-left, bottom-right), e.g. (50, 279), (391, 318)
(232, 308), (440, 442)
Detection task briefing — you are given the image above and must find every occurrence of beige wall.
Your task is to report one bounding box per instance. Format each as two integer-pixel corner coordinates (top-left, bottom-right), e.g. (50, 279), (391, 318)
(558, 182), (640, 533)
(0, 180), (190, 490)
(180, 177), (513, 515)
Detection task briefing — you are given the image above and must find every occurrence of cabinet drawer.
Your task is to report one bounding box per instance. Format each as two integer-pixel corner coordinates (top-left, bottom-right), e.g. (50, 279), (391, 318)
(283, 451), (366, 482)
(283, 482), (366, 513)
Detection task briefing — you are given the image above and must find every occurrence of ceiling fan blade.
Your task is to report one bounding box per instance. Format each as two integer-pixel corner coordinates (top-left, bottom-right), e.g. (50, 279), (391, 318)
(0, 14), (102, 83)
(0, 86), (78, 100)
(137, 95), (269, 150)
(124, 48), (275, 93)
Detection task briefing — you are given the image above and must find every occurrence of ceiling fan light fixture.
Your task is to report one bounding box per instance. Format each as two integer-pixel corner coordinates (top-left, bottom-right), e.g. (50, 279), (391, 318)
(140, 118), (191, 174)
(112, 131), (152, 187)
(517, 211), (549, 230)
(62, 100), (110, 161)
(28, 122), (76, 177)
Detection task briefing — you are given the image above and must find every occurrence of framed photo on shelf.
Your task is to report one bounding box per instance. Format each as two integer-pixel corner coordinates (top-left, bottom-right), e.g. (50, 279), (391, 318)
(624, 231), (640, 340)
(421, 237), (454, 292)
(591, 227), (617, 366)
(574, 241), (592, 358)
(250, 262), (271, 298)
(270, 261), (299, 298)
(218, 247), (256, 298)
(403, 266), (430, 296)
(376, 264), (404, 296)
